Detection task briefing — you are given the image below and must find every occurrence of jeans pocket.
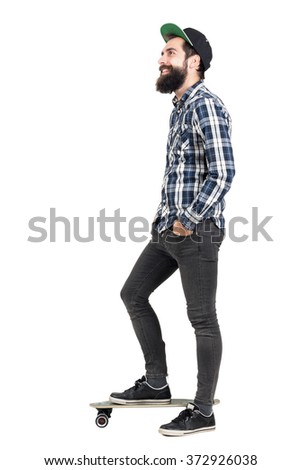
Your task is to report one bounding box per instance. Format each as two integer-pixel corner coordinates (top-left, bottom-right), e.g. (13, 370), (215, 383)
(165, 229), (188, 245)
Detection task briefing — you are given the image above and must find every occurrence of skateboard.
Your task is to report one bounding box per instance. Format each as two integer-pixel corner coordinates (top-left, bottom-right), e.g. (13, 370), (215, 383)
(90, 398), (220, 428)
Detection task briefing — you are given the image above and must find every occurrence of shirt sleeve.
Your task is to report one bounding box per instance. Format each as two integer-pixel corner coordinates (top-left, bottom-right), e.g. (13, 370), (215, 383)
(179, 97), (235, 230)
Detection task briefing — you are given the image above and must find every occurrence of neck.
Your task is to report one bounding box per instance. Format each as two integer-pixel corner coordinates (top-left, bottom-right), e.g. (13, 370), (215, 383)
(175, 76), (201, 100)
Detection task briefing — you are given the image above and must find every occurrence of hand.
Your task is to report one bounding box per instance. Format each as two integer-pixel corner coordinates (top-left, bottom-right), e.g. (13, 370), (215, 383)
(172, 220), (193, 236)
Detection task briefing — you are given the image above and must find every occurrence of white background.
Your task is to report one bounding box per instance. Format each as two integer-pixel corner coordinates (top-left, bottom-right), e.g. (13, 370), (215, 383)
(1, 0), (300, 468)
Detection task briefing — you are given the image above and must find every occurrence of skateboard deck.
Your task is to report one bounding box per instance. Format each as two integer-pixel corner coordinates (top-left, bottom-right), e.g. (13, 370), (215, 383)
(90, 398), (220, 428)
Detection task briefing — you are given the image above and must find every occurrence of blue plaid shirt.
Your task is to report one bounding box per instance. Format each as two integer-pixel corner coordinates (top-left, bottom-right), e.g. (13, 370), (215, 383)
(154, 80), (235, 232)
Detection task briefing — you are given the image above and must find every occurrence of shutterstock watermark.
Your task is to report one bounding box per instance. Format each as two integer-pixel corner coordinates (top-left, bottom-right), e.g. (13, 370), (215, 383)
(27, 207), (273, 243)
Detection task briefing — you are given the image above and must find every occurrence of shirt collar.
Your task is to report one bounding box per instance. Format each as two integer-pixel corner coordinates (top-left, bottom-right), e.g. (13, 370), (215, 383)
(172, 80), (205, 108)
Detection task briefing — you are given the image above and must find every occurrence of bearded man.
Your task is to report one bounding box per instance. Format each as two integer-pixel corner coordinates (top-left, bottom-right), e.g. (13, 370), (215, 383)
(109, 23), (235, 436)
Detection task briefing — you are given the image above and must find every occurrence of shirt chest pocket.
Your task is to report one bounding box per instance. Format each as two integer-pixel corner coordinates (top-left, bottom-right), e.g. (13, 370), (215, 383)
(176, 124), (193, 163)
(179, 125), (190, 151)
(169, 123), (191, 153)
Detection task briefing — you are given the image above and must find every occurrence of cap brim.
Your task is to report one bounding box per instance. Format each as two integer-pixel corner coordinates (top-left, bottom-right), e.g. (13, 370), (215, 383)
(160, 23), (193, 46)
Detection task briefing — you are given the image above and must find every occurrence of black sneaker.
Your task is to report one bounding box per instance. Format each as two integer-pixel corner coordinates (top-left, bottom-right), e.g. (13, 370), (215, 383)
(109, 376), (171, 404)
(159, 403), (215, 436)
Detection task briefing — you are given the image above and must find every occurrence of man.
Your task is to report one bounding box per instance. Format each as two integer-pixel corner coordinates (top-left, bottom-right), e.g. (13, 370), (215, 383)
(110, 23), (235, 436)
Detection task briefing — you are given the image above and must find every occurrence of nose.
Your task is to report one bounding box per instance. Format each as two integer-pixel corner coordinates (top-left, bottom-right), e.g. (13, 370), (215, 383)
(158, 53), (167, 65)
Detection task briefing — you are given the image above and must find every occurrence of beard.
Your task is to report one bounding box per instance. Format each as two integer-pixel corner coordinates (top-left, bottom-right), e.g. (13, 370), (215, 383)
(156, 62), (188, 94)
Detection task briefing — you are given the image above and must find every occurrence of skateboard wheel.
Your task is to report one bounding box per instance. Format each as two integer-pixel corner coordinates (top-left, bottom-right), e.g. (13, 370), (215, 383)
(95, 413), (109, 428)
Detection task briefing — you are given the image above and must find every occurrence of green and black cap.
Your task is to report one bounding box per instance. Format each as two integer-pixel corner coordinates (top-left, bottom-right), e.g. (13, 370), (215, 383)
(160, 23), (213, 71)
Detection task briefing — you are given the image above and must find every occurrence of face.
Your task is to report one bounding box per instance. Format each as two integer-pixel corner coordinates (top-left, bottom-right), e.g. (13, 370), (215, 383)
(156, 37), (189, 94)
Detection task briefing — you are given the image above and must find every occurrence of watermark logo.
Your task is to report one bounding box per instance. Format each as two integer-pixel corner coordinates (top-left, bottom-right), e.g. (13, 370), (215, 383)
(27, 207), (273, 243)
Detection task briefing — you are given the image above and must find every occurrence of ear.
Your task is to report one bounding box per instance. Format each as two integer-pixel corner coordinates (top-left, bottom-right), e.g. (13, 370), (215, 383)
(188, 54), (201, 70)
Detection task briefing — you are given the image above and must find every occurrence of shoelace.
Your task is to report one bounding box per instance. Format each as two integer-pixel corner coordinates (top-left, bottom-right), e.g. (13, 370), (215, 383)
(123, 376), (146, 393)
(134, 376), (146, 390)
(172, 408), (194, 423)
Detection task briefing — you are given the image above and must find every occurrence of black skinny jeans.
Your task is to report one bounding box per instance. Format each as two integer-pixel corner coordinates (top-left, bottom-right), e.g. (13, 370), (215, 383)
(120, 220), (224, 408)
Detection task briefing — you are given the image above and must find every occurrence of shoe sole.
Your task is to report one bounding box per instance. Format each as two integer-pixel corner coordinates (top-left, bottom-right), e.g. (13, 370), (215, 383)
(109, 396), (171, 405)
(158, 425), (216, 437)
